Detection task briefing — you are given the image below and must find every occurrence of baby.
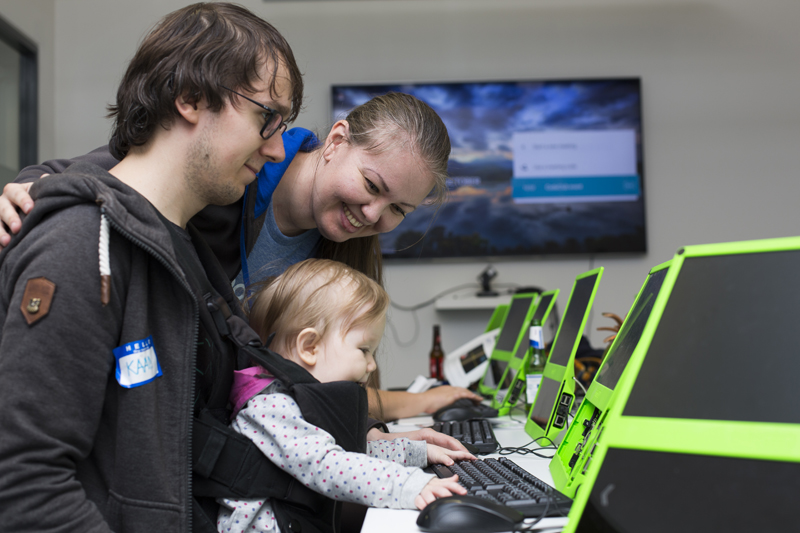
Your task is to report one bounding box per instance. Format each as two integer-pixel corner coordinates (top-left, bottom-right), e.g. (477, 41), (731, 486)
(217, 258), (472, 533)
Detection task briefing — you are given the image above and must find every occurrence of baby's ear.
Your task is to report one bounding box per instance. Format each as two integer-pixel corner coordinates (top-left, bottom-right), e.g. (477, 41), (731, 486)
(295, 327), (321, 367)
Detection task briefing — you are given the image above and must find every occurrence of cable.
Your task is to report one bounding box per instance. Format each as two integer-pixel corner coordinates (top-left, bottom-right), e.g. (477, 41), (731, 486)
(385, 308), (420, 347)
(506, 402), (530, 424)
(386, 281), (520, 348)
(389, 282), (479, 312)
(572, 376), (588, 397)
(497, 436), (557, 459)
(513, 495), (551, 532)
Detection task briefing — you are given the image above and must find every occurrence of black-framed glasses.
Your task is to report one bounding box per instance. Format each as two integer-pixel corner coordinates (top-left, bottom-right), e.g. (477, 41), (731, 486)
(220, 85), (287, 140)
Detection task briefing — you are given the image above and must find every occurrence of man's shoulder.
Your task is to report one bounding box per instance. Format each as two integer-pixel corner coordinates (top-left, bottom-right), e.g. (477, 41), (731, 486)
(11, 167), (177, 271)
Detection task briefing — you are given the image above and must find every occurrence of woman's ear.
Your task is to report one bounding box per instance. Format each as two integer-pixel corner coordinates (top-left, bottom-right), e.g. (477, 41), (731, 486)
(322, 120), (350, 162)
(175, 93), (202, 125)
(295, 327), (321, 367)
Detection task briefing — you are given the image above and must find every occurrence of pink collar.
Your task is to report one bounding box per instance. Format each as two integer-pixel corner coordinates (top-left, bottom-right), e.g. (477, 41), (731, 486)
(230, 366), (275, 419)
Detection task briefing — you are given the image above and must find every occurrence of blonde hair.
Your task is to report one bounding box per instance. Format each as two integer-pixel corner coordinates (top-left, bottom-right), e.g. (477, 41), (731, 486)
(315, 92), (452, 284)
(248, 259), (390, 356)
(343, 92), (450, 206)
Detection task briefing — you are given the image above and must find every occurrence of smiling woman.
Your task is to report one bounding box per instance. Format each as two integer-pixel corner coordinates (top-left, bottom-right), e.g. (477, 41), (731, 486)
(244, 91), (452, 288)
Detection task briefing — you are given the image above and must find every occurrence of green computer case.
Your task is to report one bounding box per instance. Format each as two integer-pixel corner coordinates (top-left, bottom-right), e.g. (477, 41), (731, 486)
(563, 236), (800, 532)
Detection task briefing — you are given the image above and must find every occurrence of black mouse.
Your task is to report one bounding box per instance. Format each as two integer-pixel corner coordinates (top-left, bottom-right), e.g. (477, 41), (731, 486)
(433, 398), (497, 422)
(416, 494), (524, 532)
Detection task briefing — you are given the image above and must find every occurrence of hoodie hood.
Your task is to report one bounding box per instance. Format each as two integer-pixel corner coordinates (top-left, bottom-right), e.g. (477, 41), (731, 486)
(10, 161), (190, 294)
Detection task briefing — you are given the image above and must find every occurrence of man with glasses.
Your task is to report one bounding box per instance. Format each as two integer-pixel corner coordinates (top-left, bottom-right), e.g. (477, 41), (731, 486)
(221, 85), (289, 140)
(0, 3), (303, 532)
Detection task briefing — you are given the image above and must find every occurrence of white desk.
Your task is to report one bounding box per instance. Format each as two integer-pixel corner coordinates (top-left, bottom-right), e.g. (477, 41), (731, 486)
(361, 412), (571, 533)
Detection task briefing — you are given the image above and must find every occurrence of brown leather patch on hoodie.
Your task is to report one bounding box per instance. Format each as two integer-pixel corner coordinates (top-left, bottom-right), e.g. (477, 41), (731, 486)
(20, 277), (56, 326)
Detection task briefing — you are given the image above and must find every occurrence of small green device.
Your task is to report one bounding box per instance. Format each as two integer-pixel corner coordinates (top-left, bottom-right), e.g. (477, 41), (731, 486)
(524, 268), (603, 443)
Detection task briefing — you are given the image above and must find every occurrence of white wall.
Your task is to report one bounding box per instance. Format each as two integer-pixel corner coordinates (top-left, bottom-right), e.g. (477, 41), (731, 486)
(2, 0), (799, 389)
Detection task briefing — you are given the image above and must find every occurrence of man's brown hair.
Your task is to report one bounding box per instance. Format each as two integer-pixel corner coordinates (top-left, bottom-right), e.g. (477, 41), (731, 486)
(107, 2), (303, 159)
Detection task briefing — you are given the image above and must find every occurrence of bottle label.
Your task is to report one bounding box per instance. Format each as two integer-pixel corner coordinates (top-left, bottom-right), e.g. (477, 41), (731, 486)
(526, 373), (543, 404)
(529, 325), (544, 350)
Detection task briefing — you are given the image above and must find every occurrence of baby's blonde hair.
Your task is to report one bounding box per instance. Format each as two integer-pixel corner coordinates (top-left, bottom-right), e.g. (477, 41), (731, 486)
(248, 259), (390, 356)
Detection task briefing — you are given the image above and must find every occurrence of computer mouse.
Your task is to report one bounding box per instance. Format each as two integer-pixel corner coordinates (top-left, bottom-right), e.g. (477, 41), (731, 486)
(432, 398), (498, 422)
(416, 494), (524, 533)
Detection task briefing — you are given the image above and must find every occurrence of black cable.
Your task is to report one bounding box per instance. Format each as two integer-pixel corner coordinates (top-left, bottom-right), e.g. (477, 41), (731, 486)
(506, 402), (530, 424)
(389, 281), (521, 312)
(513, 494), (551, 532)
(497, 436), (557, 459)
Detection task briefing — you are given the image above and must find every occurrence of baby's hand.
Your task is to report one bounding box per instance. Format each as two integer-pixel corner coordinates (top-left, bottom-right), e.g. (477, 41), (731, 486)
(370, 427), (469, 453)
(415, 475), (467, 509)
(426, 443), (476, 466)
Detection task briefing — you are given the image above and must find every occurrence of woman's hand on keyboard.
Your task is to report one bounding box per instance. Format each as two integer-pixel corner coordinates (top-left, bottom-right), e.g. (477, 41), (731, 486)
(426, 443), (476, 466)
(415, 475), (467, 509)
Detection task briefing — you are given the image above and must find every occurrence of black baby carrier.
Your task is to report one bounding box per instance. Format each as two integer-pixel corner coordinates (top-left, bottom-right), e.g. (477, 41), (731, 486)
(171, 223), (370, 533)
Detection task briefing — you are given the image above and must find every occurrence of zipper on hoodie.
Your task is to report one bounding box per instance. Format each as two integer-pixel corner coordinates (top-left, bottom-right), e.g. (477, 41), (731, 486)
(102, 206), (199, 533)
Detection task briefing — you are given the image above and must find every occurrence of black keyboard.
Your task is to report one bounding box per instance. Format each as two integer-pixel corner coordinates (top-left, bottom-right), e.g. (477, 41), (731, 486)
(429, 457), (572, 517)
(431, 418), (499, 454)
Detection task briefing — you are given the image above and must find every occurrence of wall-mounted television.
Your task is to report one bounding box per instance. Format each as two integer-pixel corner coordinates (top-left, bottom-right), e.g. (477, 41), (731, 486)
(331, 78), (646, 260)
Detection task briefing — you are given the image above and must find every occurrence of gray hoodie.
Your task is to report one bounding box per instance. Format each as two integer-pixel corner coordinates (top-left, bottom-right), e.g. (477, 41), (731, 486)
(0, 162), (200, 532)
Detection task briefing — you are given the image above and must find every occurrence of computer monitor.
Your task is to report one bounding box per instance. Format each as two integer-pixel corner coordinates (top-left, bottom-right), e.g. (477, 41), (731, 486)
(564, 236), (800, 533)
(492, 290), (560, 415)
(524, 268), (603, 442)
(477, 291), (540, 398)
(549, 260), (670, 497)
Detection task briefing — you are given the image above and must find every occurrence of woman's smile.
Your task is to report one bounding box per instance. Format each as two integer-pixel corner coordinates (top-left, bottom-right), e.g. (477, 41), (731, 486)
(343, 203), (365, 229)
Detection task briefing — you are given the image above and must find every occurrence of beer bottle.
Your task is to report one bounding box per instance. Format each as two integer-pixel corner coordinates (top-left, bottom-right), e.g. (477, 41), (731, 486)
(429, 324), (444, 380)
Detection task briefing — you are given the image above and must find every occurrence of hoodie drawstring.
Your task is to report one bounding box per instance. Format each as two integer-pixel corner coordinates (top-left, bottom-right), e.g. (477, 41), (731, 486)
(99, 212), (111, 306)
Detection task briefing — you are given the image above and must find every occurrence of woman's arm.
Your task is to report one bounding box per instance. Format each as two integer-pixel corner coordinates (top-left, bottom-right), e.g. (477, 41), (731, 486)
(369, 386), (483, 421)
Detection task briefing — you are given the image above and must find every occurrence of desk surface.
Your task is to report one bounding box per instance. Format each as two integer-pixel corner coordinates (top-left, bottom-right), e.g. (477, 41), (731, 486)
(361, 411), (570, 533)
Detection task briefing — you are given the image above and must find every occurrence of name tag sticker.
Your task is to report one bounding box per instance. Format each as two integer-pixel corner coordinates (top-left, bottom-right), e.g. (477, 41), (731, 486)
(113, 336), (162, 388)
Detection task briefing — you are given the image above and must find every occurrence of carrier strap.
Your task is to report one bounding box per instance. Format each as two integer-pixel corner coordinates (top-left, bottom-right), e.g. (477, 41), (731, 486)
(192, 409), (326, 510)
